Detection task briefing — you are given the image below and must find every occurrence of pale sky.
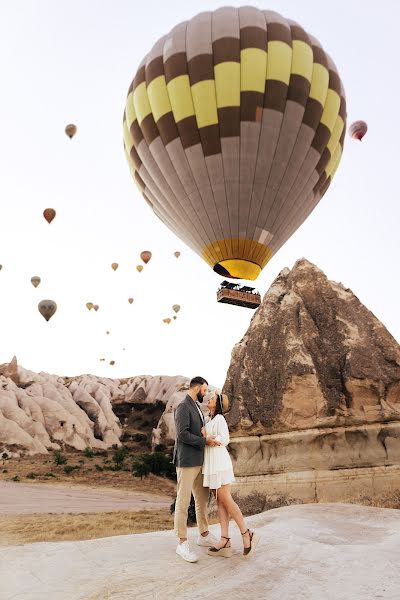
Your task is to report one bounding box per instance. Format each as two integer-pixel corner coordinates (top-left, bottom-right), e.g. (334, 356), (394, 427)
(0, 0), (398, 388)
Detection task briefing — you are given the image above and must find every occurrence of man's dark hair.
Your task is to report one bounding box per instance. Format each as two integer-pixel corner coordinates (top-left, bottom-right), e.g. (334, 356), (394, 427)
(189, 376), (208, 388)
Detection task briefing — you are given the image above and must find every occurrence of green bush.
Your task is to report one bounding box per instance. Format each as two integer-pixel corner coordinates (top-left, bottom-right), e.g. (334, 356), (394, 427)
(63, 465), (79, 474)
(2, 452), (8, 460)
(11, 475), (20, 482)
(2, 469), (8, 473)
(132, 452), (175, 480)
(53, 450), (67, 465)
(44, 472), (55, 477)
(112, 445), (129, 466)
(84, 447), (94, 458)
(95, 464), (104, 471)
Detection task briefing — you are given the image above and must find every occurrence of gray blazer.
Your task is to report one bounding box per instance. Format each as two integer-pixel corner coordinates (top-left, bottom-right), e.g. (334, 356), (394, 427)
(172, 395), (206, 467)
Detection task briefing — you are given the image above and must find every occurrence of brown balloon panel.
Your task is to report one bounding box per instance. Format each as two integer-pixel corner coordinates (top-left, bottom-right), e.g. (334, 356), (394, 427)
(123, 6), (347, 281)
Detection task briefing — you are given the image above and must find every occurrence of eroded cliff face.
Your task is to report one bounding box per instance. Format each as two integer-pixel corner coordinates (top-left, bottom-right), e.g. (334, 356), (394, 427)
(224, 258), (400, 435)
(222, 259), (400, 501)
(0, 365), (192, 457)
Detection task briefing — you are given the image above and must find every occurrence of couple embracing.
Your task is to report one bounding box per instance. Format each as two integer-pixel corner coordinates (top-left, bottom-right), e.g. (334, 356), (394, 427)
(173, 376), (260, 562)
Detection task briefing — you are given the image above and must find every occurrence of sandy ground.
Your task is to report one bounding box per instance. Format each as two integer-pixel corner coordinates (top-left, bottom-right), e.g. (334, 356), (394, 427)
(1, 503), (399, 600)
(0, 481), (172, 514)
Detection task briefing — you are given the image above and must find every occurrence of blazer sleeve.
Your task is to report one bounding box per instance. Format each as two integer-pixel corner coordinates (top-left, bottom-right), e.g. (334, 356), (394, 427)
(214, 415), (230, 446)
(175, 402), (206, 449)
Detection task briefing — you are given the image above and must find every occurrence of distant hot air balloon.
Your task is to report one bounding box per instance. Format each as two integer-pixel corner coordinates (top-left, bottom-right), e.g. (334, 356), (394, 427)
(86, 302), (94, 311)
(111, 262), (119, 271)
(123, 7), (346, 281)
(43, 208), (56, 224)
(348, 120), (367, 141)
(0, 265), (2, 271)
(136, 265), (143, 273)
(173, 315), (177, 320)
(174, 252), (181, 259)
(38, 299), (57, 321)
(140, 250), (152, 264)
(163, 318), (171, 324)
(172, 304), (180, 314)
(93, 304), (99, 312)
(128, 297), (134, 304)
(65, 124), (77, 139)
(31, 276), (41, 288)
(100, 358), (105, 361)
(110, 360), (115, 366)
(106, 330), (110, 335)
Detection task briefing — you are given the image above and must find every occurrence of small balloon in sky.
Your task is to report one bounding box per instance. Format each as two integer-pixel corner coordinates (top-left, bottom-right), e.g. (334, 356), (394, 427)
(163, 318), (171, 324)
(106, 330), (110, 335)
(140, 250), (152, 264)
(31, 276), (41, 288)
(172, 304), (180, 314)
(43, 208), (56, 224)
(110, 360), (115, 366)
(65, 123), (77, 139)
(93, 305), (99, 312)
(86, 302), (94, 311)
(136, 265), (143, 273)
(100, 358), (105, 361)
(111, 262), (119, 271)
(174, 251), (180, 259)
(348, 120), (368, 141)
(128, 297), (134, 304)
(38, 299), (57, 321)
(0, 265), (2, 271)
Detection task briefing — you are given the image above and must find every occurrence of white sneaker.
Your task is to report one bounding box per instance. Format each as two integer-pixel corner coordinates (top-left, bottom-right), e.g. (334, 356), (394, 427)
(176, 541), (198, 563)
(196, 531), (219, 547)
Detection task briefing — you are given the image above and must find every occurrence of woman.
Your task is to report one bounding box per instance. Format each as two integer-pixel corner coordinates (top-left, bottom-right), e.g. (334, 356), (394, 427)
(201, 391), (260, 558)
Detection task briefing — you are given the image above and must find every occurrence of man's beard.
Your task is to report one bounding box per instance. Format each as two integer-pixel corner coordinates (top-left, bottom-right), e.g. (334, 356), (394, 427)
(196, 392), (204, 403)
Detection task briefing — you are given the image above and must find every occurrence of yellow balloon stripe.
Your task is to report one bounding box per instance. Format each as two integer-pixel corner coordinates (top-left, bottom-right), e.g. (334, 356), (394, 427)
(309, 63), (329, 106)
(167, 74), (195, 123)
(147, 75), (172, 122)
(327, 115), (344, 155)
(291, 40), (313, 81)
(191, 80), (218, 128)
(325, 142), (342, 178)
(320, 89), (340, 132)
(133, 81), (152, 125)
(266, 41), (292, 84)
(214, 62), (240, 107)
(123, 119), (134, 152)
(125, 92), (137, 127)
(240, 48), (267, 93)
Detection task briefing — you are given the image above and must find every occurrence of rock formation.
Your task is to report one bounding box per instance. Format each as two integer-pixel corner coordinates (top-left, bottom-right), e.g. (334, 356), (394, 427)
(223, 258), (400, 502)
(0, 363), (201, 456)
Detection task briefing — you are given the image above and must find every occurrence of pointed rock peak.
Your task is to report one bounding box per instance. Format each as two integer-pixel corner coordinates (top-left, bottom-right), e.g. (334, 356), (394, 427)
(224, 259), (400, 436)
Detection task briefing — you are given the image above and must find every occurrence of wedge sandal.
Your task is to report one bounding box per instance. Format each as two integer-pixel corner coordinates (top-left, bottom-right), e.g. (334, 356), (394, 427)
(207, 536), (233, 558)
(241, 528), (260, 558)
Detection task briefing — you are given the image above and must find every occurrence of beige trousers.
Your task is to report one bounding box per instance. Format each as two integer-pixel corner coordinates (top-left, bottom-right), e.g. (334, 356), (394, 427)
(174, 465), (209, 539)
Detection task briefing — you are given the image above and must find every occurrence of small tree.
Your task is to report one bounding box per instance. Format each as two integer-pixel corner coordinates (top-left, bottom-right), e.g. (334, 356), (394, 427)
(53, 450), (67, 465)
(84, 447), (94, 458)
(132, 458), (151, 479)
(112, 445), (129, 467)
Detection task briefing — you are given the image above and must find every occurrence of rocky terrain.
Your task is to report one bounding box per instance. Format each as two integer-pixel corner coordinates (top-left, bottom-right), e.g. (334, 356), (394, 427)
(223, 258), (400, 502)
(0, 361), (198, 457)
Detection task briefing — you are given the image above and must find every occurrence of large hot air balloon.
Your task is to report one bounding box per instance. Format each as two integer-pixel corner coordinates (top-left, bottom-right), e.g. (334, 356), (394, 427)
(172, 304), (180, 314)
(128, 297), (134, 304)
(31, 276), (41, 288)
(43, 208), (56, 224)
(140, 250), (152, 264)
(123, 7), (346, 280)
(136, 265), (143, 273)
(38, 299), (57, 321)
(111, 262), (119, 271)
(348, 120), (367, 141)
(65, 124), (77, 139)
(174, 251), (181, 259)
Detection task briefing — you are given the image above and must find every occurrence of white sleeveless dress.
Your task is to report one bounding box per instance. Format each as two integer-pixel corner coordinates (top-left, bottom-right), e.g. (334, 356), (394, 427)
(202, 414), (235, 489)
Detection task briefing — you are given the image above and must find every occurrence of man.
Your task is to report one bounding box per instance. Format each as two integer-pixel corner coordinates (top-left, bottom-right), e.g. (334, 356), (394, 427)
(173, 376), (220, 562)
